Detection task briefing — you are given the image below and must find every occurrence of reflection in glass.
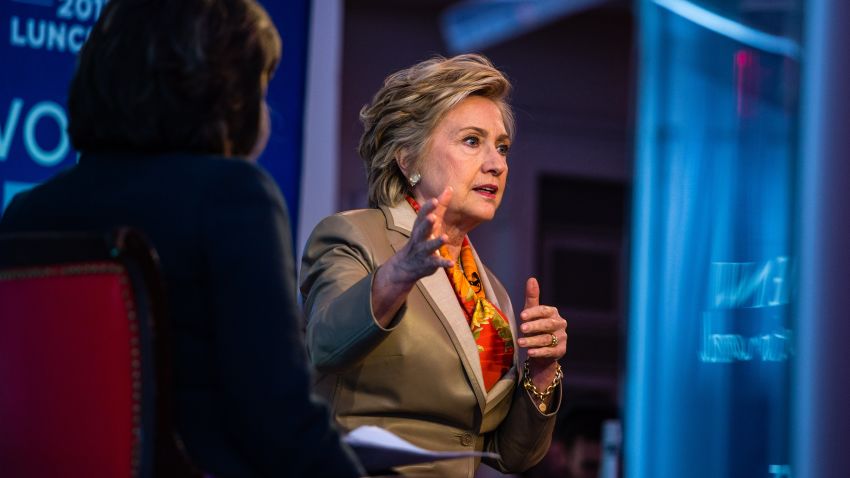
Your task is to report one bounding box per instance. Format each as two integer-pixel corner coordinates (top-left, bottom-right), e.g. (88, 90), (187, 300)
(625, 1), (801, 477)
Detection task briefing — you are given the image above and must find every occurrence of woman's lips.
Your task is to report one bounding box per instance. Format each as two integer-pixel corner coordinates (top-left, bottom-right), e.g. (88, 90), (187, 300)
(472, 184), (499, 199)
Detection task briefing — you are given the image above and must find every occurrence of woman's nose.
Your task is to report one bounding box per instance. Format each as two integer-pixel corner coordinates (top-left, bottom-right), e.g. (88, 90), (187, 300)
(484, 146), (507, 176)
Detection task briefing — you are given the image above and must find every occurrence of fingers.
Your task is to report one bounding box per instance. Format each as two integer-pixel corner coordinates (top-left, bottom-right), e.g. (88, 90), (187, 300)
(399, 215), (452, 281)
(398, 188), (456, 282)
(519, 304), (558, 322)
(524, 331), (567, 358)
(411, 194), (441, 243)
(520, 316), (566, 335)
(422, 236), (453, 267)
(436, 187), (453, 212)
(411, 210), (438, 243)
(411, 187), (452, 240)
(432, 255), (453, 269)
(524, 277), (540, 310)
(410, 208), (448, 254)
(408, 228), (448, 260)
(517, 331), (568, 359)
(517, 331), (564, 348)
(516, 281), (568, 359)
(417, 196), (438, 216)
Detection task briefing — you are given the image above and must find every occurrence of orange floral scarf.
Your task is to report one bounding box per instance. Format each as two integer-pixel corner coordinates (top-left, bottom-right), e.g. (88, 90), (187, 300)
(406, 197), (514, 390)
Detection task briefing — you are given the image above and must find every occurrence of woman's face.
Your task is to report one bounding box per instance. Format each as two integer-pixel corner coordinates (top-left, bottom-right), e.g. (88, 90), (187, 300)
(412, 96), (510, 232)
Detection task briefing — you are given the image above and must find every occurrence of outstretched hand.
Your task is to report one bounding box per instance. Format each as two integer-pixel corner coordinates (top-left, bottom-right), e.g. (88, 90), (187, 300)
(370, 187), (453, 328)
(389, 187), (454, 286)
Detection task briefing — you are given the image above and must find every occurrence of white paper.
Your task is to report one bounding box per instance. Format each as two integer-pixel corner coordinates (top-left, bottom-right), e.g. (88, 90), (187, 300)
(344, 425), (500, 472)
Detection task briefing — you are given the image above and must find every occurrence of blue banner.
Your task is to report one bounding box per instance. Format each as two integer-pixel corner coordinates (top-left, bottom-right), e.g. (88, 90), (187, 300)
(260, 0), (308, 233)
(0, 0), (89, 210)
(0, 0), (308, 234)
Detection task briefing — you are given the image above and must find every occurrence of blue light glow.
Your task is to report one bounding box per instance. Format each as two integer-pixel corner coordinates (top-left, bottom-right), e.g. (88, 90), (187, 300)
(653, 0), (801, 59)
(440, 0), (605, 53)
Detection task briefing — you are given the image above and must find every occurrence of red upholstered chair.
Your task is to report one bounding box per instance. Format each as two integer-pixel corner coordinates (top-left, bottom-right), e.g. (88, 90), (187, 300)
(0, 229), (197, 478)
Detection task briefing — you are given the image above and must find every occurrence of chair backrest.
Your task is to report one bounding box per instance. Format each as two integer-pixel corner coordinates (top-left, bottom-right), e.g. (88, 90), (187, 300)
(0, 228), (194, 478)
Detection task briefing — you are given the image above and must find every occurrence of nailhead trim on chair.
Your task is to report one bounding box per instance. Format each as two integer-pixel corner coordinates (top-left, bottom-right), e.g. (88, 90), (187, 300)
(0, 262), (144, 478)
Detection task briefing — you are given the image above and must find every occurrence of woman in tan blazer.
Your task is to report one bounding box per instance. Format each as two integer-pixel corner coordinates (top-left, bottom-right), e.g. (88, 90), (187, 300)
(301, 54), (568, 478)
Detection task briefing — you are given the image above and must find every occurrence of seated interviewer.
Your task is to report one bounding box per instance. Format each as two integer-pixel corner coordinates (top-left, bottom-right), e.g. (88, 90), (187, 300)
(300, 54), (568, 478)
(0, 0), (361, 476)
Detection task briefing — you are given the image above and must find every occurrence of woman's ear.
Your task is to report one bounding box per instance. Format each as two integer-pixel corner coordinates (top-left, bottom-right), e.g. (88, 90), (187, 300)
(395, 148), (412, 177)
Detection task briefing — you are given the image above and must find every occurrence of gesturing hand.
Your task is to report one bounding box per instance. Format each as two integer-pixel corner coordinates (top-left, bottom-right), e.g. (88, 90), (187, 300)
(516, 278), (568, 389)
(370, 187), (453, 327)
(387, 187), (454, 286)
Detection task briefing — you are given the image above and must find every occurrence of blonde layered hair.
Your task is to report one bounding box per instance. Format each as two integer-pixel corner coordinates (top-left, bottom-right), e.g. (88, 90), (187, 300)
(358, 54), (514, 208)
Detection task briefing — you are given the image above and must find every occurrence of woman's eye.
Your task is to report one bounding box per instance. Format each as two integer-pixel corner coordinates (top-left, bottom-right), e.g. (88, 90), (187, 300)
(463, 136), (480, 147)
(497, 143), (510, 155)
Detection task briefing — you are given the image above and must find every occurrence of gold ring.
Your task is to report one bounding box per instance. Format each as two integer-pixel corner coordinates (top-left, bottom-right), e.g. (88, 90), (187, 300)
(548, 333), (558, 347)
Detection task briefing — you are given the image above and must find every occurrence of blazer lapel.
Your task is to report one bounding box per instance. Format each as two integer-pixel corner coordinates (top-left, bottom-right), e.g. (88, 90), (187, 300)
(380, 203), (488, 408)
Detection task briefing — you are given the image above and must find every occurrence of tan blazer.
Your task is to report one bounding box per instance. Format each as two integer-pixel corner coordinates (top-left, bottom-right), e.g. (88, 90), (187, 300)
(300, 201), (558, 478)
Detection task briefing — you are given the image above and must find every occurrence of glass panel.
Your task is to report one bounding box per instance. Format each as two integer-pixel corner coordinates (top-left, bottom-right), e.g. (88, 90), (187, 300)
(625, 1), (801, 477)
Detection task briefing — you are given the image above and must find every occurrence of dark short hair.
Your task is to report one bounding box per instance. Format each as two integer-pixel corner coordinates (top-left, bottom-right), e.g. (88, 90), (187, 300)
(68, 0), (281, 157)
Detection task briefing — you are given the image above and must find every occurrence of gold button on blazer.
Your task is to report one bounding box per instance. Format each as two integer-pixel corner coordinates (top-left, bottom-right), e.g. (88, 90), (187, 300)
(300, 201), (559, 478)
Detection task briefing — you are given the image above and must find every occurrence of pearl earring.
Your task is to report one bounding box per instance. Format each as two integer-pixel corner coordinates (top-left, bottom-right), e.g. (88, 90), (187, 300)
(409, 172), (421, 187)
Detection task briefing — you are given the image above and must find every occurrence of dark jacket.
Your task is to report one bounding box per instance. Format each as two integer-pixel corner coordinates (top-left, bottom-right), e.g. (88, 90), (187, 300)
(0, 152), (362, 478)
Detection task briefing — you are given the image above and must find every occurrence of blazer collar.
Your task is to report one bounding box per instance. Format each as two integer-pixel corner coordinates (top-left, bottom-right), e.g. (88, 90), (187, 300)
(381, 201), (415, 236)
(379, 201), (518, 408)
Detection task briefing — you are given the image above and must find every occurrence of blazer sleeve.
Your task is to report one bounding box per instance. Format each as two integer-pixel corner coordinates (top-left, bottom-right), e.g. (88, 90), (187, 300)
(300, 213), (405, 373)
(200, 163), (362, 477)
(483, 383), (562, 472)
